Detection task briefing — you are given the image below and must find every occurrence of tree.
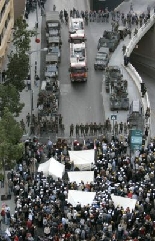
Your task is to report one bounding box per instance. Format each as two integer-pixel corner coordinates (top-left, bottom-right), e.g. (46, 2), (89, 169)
(12, 17), (35, 53)
(5, 16), (35, 92)
(0, 84), (24, 117)
(0, 108), (24, 196)
(5, 52), (29, 92)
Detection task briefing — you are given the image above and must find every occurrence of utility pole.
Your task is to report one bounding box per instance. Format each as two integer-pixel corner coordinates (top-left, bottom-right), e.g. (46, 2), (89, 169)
(36, 0), (39, 29)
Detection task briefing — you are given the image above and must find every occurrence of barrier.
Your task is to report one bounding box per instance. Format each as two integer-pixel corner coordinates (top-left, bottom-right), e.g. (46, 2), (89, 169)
(124, 13), (155, 144)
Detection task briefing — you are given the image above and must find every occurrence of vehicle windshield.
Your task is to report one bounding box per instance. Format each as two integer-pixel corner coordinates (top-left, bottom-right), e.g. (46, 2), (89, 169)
(70, 38), (85, 44)
(96, 57), (105, 61)
(71, 67), (86, 73)
(46, 65), (57, 72)
(97, 53), (107, 58)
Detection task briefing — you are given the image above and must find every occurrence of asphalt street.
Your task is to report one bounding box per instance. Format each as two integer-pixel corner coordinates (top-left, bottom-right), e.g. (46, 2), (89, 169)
(43, 0), (155, 138)
(44, 0), (105, 138)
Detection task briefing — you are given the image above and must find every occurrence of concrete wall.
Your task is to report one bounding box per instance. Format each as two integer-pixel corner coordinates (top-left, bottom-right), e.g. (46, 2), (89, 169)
(132, 25), (155, 61)
(13, 0), (25, 21)
(90, 0), (124, 11)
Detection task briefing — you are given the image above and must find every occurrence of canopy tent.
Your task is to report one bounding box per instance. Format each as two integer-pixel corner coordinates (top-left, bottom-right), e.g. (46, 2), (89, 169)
(67, 190), (96, 207)
(68, 149), (94, 170)
(68, 171), (94, 184)
(38, 158), (65, 180)
(111, 194), (137, 211)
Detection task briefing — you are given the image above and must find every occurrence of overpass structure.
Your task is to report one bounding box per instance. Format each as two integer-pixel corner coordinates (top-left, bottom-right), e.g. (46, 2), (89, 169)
(102, 1), (155, 144)
(125, 13), (155, 142)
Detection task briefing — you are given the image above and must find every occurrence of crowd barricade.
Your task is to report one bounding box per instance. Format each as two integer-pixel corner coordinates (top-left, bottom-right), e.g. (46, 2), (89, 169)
(124, 12), (155, 146)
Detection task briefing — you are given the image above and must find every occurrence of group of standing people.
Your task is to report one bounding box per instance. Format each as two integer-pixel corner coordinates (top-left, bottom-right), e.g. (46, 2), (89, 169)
(1, 135), (155, 240)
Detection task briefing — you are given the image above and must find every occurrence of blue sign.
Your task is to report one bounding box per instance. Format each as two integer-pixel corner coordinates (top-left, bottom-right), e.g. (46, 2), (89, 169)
(111, 114), (117, 120)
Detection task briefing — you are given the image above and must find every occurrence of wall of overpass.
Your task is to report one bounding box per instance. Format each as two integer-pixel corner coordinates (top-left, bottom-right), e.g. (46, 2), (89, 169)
(125, 13), (155, 143)
(130, 25), (155, 78)
(90, 0), (124, 11)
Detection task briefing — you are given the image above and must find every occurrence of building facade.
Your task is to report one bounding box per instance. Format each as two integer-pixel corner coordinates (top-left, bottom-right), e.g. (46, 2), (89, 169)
(0, 0), (14, 69)
(13, 0), (25, 21)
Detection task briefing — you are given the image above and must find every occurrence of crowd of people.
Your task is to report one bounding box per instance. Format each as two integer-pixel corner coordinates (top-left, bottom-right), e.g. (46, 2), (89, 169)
(1, 135), (155, 240)
(6, 3), (154, 241)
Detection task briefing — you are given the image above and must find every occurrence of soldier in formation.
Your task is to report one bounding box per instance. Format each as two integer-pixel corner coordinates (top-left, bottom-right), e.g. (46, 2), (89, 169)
(70, 124), (74, 137)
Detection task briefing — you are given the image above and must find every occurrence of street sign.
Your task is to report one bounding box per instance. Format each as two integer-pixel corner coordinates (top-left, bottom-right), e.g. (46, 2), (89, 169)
(111, 114), (117, 120)
(130, 129), (142, 150)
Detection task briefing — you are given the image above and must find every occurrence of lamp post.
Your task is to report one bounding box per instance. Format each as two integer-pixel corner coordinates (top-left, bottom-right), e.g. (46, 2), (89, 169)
(28, 48), (48, 124)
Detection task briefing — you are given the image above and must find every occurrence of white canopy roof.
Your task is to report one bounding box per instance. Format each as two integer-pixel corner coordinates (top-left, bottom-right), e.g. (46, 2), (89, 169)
(38, 157), (65, 180)
(68, 171), (94, 184)
(68, 149), (94, 170)
(111, 194), (137, 211)
(68, 190), (96, 207)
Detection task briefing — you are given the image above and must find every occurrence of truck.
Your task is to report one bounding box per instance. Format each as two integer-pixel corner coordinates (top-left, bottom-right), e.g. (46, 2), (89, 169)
(69, 17), (86, 43)
(45, 11), (61, 38)
(69, 42), (88, 82)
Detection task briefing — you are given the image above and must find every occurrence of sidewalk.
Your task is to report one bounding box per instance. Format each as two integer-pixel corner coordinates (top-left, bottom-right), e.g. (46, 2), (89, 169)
(0, 8), (43, 215)
(1, 9), (42, 136)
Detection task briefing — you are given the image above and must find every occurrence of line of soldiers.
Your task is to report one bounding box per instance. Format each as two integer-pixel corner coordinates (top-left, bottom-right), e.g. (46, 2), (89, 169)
(70, 120), (128, 137)
(20, 113), (65, 136)
(59, 9), (110, 23)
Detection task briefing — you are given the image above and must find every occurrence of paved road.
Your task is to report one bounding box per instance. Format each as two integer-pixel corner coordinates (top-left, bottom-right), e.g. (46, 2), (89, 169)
(45, 0), (105, 137)
(44, 0), (155, 137)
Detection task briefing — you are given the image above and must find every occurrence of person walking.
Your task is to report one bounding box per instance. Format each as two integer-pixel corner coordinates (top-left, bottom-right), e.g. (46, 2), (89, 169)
(34, 75), (40, 87)
(26, 113), (31, 127)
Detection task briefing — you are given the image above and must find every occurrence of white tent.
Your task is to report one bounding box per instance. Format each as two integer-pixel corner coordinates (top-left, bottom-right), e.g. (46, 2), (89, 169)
(68, 171), (94, 184)
(67, 190), (96, 207)
(68, 149), (94, 170)
(38, 158), (65, 180)
(111, 194), (137, 211)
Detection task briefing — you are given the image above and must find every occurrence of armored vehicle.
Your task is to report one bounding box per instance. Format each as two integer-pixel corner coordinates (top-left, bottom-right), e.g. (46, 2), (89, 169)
(97, 30), (120, 52)
(94, 47), (109, 70)
(97, 37), (118, 52)
(110, 78), (129, 110)
(105, 66), (123, 93)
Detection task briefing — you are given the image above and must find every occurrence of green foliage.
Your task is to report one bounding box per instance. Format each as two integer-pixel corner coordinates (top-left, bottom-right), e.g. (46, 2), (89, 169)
(6, 16), (35, 92)
(0, 84), (24, 117)
(13, 17), (36, 53)
(5, 52), (29, 92)
(0, 108), (24, 174)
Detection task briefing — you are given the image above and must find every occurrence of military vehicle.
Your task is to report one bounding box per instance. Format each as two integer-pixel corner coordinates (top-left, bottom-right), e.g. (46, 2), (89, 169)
(46, 11), (61, 38)
(105, 66), (122, 91)
(47, 36), (62, 48)
(45, 64), (58, 78)
(94, 47), (109, 70)
(49, 46), (61, 63)
(110, 78), (129, 110)
(97, 37), (118, 52)
(97, 30), (120, 52)
(46, 53), (58, 65)
(105, 66), (122, 79)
